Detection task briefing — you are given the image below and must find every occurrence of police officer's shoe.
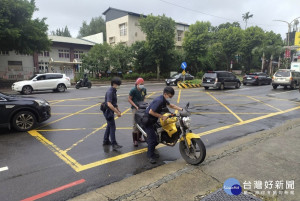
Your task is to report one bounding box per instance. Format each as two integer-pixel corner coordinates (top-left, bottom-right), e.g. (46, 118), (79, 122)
(148, 158), (156, 164)
(153, 153), (160, 158)
(103, 141), (112, 145)
(112, 143), (123, 150)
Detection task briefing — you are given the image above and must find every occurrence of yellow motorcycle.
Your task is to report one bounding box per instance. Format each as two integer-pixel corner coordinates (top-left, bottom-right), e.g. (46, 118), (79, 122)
(136, 103), (206, 165)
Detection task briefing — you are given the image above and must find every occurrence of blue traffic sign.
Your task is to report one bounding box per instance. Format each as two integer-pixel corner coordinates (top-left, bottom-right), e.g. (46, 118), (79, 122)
(181, 62), (187, 70)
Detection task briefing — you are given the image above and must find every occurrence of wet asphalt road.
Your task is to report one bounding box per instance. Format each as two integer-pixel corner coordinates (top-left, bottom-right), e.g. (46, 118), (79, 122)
(1, 83), (300, 201)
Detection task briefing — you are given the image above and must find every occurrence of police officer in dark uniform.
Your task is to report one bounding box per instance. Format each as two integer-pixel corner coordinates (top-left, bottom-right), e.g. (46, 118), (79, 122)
(103, 77), (123, 150)
(144, 86), (183, 164)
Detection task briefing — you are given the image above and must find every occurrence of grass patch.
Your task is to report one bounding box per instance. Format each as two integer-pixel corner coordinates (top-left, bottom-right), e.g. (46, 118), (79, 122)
(183, 79), (202, 85)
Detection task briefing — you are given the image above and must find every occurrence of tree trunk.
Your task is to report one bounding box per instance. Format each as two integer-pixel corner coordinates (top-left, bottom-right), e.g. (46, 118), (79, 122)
(261, 52), (265, 72)
(156, 63), (160, 80)
(269, 55), (273, 75)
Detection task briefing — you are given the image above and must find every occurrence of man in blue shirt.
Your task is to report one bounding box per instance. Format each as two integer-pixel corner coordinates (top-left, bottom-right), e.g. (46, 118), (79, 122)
(145, 86), (183, 164)
(103, 77), (122, 150)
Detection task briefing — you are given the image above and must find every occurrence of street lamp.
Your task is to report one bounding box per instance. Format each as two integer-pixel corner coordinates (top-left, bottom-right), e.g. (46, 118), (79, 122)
(273, 17), (300, 68)
(274, 17), (300, 47)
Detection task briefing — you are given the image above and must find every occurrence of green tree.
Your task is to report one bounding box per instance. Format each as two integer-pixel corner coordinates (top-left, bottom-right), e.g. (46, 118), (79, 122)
(139, 14), (176, 79)
(183, 21), (212, 73)
(81, 43), (111, 76)
(252, 31), (283, 73)
(130, 41), (156, 73)
(242, 12), (253, 29)
(78, 16), (106, 41)
(51, 26), (72, 37)
(240, 26), (265, 72)
(217, 27), (244, 70)
(109, 44), (132, 73)
(0, 0), (51, 53)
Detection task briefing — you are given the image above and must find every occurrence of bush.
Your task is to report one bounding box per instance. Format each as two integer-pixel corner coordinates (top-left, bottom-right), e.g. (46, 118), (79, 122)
(183, 79), (202, 85)
(196, 71), (204, 79)
(122, 73), (156, 80)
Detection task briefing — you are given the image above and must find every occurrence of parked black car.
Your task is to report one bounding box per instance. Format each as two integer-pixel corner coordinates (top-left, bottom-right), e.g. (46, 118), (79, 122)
(0, 92), (51, 131)
(243, 72), (272, 86)
(165, 73), (194, 86)
(202, 71), (241, 90)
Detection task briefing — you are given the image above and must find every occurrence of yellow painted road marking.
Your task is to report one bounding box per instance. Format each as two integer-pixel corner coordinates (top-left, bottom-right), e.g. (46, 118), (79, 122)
(175, 89), (181, 114)
(36, 127), (133, 132)
(28, 130), (82, 172)
(37, 103), (101, 129)
(64, 92), (157, 153)
(246, 96), (282, 112)
(197, 105), (300, 137)
(191, 112), (270, 115)
(29, 104), (300, 172)
(206, 92), (243, 122)
(64, 108), (131, 153)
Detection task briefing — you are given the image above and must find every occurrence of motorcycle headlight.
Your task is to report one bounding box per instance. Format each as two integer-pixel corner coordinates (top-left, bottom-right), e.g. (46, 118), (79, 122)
(35, 100), (49, 106)
(182, 117), (191, 128)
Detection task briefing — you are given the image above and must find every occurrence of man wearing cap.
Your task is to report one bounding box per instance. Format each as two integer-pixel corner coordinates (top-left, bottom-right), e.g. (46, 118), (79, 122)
(128, 77), (147, 147)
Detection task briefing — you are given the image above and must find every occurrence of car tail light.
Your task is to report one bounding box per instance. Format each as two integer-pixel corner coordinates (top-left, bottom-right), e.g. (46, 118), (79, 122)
(65, 77), (70, 81)
(254, 76), (258, 79)
(290, 77), (293, 81)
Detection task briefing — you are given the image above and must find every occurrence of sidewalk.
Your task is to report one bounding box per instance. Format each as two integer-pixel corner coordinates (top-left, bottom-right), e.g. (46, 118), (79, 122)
(70, 118), (300, 201)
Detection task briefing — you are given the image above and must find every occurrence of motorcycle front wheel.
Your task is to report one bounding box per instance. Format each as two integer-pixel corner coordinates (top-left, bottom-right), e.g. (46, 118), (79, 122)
(179, 138), (206, 165)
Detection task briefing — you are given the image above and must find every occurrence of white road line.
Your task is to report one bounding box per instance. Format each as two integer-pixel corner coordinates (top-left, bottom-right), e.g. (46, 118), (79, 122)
(0, 166), (8, 172)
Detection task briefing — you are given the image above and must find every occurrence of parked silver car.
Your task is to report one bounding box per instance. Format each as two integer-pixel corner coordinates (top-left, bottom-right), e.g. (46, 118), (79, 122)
(272, 69), (300, 89)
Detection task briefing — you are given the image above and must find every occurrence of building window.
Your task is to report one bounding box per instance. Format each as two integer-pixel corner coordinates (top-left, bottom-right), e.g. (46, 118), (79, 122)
(74, 50), (84, 59)
(38, 62), (49, 73)
(109, 37), (115, 44)
(8, 61), (23, 71)
(120, 23), (127, 36)
(177, 30), (183, 41)
(38, 51), (49, 57)
(0, 51), (9, 56)
(58, 49), (70, 58)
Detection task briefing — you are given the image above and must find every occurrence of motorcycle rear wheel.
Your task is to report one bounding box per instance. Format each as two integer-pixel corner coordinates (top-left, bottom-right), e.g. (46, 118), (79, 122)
(179, 138), (206, 165)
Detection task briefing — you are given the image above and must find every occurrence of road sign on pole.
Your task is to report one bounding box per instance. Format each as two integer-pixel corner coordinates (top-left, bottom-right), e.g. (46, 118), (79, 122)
(181, 62), (187, 70)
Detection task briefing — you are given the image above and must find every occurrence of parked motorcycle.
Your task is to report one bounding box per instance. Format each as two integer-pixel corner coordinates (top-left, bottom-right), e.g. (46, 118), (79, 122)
(75, 79), (92, 89)
(135, 102), (206, 165)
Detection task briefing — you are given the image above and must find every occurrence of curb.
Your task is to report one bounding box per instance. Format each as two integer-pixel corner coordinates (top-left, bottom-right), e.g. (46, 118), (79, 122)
(177, 82), (201, 89)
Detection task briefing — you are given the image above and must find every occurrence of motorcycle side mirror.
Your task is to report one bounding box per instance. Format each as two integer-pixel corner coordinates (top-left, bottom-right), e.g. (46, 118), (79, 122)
(186, 102), (190, 109)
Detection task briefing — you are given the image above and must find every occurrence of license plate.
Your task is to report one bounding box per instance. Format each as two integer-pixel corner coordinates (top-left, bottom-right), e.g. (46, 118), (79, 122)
(247, 77), (252, 80)
(207, 80), (210, 82)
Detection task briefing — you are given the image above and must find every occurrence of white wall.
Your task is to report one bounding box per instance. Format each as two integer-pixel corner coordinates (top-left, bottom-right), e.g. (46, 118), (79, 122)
(0, 52), (34, 80)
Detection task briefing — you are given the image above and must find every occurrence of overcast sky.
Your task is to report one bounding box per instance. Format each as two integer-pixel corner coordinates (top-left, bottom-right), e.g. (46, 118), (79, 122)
(33, 0), (299, 39)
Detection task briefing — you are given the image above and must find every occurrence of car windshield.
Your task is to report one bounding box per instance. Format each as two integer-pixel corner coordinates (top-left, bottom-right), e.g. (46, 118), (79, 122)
(204, 73), (217, 78)
(29, 74), (38, 80)
(171, 74), (181, 78)
(275, 71), (290, 77)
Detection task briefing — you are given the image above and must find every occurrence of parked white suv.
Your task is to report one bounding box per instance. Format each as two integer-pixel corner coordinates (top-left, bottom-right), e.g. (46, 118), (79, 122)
(12, 73), (71, 94)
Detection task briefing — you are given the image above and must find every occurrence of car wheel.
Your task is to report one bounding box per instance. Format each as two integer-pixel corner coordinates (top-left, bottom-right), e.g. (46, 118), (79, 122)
(57, 84), (66, 92)
(290, 82), (296, 90)
(219, 83), (225, 90)
(174, 81), (178, 86)
(22, 85), (33, 95)
(204, 86), (209, 90)
(12, 111), (36, 131)
(235, 82), (241, 89)
(273, 85), (278, 89)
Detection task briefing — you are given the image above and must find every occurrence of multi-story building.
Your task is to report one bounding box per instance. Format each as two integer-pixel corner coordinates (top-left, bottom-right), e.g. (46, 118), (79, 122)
(103, 7), (189, 47)
(0, 34), (102, 80)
